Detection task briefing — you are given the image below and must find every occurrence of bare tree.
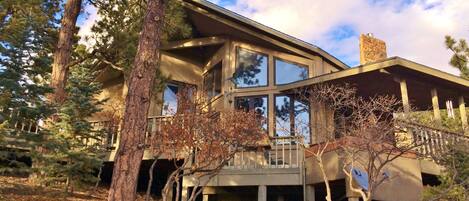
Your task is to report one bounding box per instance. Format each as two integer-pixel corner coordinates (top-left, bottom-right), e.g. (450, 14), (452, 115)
(291, 84), (356, 201)
(107, 0), (165, 200)
(294, 84), (422, 201)
(145, 88), (267, 201)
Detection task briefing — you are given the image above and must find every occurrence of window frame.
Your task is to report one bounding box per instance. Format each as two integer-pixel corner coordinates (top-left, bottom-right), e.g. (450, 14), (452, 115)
(233, 47), (269, 89)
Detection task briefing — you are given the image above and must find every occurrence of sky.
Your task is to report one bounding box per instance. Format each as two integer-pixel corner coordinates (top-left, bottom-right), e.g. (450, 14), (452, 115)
(77, 0), (469, 75)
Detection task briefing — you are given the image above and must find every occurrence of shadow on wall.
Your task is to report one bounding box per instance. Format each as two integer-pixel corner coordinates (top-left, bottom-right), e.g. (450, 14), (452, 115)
(100, 159), (182, 196)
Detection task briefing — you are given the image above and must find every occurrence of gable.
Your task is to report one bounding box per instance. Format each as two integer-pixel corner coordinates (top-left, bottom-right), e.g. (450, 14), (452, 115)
(180, 0), (348, 71)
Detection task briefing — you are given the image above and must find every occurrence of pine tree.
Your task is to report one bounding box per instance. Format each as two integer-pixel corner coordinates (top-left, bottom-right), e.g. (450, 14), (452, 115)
(88, 0), (192, 77)
(423, 143), (469, 201)
(0, 0), (60, 175)
(445, 36), (469, 80)
(38, 48), (107, 191)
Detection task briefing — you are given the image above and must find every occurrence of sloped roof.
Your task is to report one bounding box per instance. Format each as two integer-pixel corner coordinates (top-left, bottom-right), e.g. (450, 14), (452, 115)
(182, 0), (349, 69)
(279, 57), (469, 91)
(279, 57), (469, 110)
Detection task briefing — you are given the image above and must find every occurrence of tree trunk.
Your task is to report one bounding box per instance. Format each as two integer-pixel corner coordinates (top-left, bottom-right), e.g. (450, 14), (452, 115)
(50, 0), (82, 104)
(107, 0), (164, 200)
(145, 159), (158, 201)
(317, 157), (332, 201)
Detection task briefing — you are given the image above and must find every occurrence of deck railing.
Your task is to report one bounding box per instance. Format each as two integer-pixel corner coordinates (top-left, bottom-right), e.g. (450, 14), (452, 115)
(225, 136), (304, 169)
(89, 115), (170, 149)
(397, 121), (469, 157)
(75, 118), (469, 164)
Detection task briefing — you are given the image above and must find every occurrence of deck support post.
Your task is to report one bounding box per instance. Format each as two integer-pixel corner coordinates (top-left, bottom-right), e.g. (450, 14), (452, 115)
(258, 185), (267, 201)
(399, 79), (411, 113)
(459, 96), (468, 132)
(181, 186), (188, 201)
(431, 88), (441, 122)
(305, 185), (316, 201)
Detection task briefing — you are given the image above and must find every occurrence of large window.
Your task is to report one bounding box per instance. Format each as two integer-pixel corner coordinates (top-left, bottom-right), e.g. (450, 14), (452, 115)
(275, 95), (310, 143)
(233, 47), (268, 88)
(162, 83), (179, 116)
(275, 58), (308, 85)
(235, 96), (268, 130)
(204, 62), (222, 99)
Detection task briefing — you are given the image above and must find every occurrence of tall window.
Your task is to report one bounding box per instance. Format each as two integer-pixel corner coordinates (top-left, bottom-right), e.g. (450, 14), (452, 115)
(275, 58), (308, 85)
(235, 96), (268, 130)
(233, 47), (268, 88)
(204, 62), (222, 99)
(162, 83), (179, 116)
(275, 95), (310, 143)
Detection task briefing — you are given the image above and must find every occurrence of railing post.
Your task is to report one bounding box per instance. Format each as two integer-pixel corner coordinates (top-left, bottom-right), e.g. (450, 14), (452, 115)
(431, 88), (441, 123)
(459, 96), (468, 133)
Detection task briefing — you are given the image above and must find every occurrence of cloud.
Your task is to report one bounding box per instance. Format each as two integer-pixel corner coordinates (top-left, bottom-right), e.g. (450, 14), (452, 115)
(213, 0), (469, 75)
(77, 4), (99, 46)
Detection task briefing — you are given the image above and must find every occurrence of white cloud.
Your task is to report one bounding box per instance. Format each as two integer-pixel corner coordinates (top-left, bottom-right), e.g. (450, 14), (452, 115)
(220, 0), (469, 75)
(77, 4), (99, 47)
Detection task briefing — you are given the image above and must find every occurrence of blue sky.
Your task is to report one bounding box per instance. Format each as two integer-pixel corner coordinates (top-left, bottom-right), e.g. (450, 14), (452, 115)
(78, 0), (469, 75)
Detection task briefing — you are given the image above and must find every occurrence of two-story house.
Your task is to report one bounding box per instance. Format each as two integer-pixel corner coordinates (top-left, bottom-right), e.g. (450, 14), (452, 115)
(85, 1), (469, 201)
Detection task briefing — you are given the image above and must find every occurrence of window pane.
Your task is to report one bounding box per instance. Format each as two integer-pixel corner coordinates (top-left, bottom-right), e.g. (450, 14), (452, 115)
(203, 70), (214, 98)
(162, 84), (179, 116)
(275, 58), (308, 85)
(204, 62), (222, 99)
(213, 63), (222, 96)
(294, 99), (310, 144)
(275, 95), (311, 143)
(235, 96), (268, 130)
(234, 48), (268, 88)
(275, 96), (291, 137)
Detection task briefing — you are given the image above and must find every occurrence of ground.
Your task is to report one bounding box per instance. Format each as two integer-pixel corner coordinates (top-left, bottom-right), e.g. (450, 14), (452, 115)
(0, 176), (151, 201)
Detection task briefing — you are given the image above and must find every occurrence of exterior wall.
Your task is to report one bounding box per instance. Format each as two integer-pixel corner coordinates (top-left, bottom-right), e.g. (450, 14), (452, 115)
(93, 53), (203, 120)
(305, 151), (344, 184)
(306, 151), (424, 201)
(91, 75), (126, 122)
(184, 168), (302, 187)
(370, 156), (423, 201)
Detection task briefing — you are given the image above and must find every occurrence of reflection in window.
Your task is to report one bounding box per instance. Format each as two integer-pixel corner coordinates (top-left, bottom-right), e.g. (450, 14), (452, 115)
(233, 48), (268, 88)
(275, 58), (308, 85)
(162, 84), (179, 116)
(275, 95), (310, 143)
(235, 96), (268, 130)
(204, 62), (222, 99)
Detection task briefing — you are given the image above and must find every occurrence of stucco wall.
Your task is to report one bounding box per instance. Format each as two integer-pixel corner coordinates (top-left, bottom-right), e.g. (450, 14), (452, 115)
(306, 151), (424, 201)
(93, 53), (203, 120)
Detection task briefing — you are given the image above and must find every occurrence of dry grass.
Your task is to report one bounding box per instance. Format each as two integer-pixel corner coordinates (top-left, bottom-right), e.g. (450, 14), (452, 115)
(0, 176), (154, 201)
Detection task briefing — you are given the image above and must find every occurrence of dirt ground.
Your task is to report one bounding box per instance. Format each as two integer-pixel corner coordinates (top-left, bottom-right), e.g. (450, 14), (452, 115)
(0, 176), (152, 201)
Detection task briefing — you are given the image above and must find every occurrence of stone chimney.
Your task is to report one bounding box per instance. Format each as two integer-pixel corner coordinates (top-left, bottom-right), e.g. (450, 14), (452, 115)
(359, 33), (387, 65)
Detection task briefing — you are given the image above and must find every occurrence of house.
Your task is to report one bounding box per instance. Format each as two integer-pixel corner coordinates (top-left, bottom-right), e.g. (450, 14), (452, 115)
(14, 0), (468, 200)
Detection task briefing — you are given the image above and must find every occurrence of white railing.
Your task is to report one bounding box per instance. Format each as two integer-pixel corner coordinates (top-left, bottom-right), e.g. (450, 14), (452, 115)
(225, 136), (304, 169)
(1, 109), (39, 134)
(90, 116), (170, 150)
(398, 121), (469, 157)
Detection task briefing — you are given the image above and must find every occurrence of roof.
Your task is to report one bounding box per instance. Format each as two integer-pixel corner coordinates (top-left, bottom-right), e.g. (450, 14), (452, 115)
(278, 57), (469, 91)
(278, 57), (469, 110)
(182, 0), (349, 69)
